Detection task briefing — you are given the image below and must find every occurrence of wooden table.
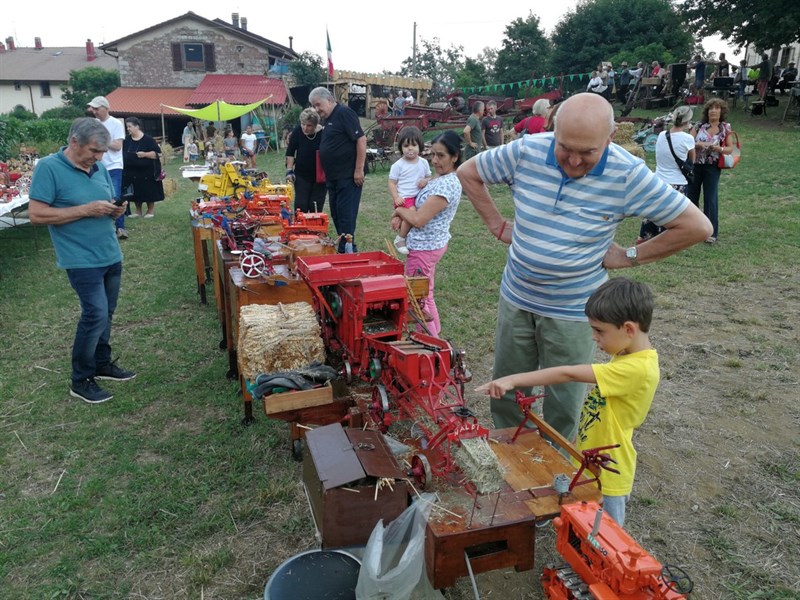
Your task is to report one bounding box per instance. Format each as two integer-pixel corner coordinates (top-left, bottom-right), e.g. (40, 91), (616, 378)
(212, 238), (241, 352)
(228, 266), (315, 422)
(424, 427), (602, 589)
(191, 223), (213, 304)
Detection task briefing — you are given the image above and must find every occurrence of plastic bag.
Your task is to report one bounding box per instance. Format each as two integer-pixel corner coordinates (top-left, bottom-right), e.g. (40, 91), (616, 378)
(356, 493), (443, 600)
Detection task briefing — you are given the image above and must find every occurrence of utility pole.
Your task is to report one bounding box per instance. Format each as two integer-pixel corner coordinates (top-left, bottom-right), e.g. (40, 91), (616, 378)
(412, 22), (417, 76)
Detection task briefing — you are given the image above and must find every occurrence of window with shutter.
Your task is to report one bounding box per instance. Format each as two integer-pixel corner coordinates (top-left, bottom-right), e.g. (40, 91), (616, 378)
(183, 43), (204, 70)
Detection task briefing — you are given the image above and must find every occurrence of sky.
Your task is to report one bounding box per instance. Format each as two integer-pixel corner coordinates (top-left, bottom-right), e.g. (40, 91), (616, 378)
(6, 2), (739, 76)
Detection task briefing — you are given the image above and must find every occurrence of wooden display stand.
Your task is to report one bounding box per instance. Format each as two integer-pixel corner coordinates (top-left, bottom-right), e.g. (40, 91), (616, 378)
(191, 224), (213, 304)
(423, 427), (602, 589)
(212, 238), (240, 351)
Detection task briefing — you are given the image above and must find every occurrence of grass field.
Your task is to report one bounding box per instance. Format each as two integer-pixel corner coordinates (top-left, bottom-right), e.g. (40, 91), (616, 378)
(1, 100), (798, 599)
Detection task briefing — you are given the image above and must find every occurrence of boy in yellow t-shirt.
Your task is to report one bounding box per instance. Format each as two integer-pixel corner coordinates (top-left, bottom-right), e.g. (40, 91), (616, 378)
(477, 277), (659, 526)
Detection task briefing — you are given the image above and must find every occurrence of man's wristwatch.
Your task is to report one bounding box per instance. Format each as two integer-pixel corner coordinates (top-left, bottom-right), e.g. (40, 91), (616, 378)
(625, 246), (640, 267)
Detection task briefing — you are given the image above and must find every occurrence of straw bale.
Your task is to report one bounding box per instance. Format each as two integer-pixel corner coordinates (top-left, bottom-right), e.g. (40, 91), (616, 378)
(614, 121), (636, 145)
(621, 143), (645, 159)
(237, 302), (325, 381)
(162, 178), (178, 197)
(454, 437), (505, 494)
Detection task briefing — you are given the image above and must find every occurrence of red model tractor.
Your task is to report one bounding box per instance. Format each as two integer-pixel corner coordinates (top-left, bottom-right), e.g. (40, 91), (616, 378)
(543, 501), (693, 599)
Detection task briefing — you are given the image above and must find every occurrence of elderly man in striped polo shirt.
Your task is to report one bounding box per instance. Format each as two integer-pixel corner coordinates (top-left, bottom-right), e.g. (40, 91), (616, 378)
(458, 92), (712, 441)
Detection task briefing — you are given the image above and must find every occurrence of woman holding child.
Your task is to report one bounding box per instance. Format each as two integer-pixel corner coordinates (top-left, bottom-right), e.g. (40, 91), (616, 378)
(391, 130), (462, 337)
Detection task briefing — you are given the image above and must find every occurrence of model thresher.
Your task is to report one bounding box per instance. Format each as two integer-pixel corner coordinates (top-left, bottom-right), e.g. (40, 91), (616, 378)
(543, 501), (693, 599)
(296, 252), (489, 491)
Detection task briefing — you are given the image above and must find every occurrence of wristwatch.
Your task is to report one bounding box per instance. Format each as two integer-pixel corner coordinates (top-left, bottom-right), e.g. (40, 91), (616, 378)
(625, 246), (639, 267)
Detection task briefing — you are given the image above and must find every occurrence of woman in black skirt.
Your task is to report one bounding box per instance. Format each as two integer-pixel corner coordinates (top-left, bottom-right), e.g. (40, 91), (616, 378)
(285, 108), (326, 213)
(123, 117), (164, 218)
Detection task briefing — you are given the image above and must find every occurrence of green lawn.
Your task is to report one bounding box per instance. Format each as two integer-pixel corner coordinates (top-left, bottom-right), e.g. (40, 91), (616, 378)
(1, 101), (798, 599)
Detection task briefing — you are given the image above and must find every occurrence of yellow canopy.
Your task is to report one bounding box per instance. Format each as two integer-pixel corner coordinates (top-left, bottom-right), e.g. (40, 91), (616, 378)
(161, 97), (272, 122)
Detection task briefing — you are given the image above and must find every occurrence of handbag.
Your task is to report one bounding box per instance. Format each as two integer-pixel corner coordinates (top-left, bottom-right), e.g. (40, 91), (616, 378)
(665, 130), (694, 184)
(122, 183), (135, 199)
(314, 150), (326, 184)
(717, 130), (741, 169)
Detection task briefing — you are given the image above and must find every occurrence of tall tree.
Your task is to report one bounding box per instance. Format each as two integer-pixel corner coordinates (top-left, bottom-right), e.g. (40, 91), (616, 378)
(680, 0), (800, 50)
(288, 52), (326, 87)
(400, 37), (464, 100)
(550, 0), (693, 74)
(494, 13), (552, 83)
(61, 67), (120, 109)
(454, 58), (490, 90)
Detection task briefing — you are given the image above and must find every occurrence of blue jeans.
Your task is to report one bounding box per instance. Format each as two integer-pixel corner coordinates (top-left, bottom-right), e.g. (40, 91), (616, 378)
(326, 177), (363, 252)
(686, 163), (720, 237)
(66, 262), (122, 382)
(491, 297), (595, 439)
(108, 169), (125, 229)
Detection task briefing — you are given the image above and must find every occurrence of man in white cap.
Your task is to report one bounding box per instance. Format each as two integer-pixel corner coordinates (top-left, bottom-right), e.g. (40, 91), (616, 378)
(87, 96), (127, 239)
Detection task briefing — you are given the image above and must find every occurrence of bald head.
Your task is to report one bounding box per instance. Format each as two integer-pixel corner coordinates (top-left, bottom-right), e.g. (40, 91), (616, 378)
(555, 93), (615, 137)
(553, 93), (616, 179)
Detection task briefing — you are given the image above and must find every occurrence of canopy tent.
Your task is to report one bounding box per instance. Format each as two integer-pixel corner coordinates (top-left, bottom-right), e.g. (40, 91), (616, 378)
(161, 97), (271, 121)
(160, 97), (278, 150)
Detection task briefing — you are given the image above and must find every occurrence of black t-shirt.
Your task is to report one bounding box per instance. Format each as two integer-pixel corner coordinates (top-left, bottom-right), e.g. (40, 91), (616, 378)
(285, 124), (321, 179)
(319, 103), (364, 180)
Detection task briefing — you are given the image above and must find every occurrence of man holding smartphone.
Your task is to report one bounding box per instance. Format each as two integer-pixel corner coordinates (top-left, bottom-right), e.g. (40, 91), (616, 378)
(28, 117), (136, 404)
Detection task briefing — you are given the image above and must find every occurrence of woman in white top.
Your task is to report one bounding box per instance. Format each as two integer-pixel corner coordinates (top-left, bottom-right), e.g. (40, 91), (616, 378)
(637, 105), (695, 242)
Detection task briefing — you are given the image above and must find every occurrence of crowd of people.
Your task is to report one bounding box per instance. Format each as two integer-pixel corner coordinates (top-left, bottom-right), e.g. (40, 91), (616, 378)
(29, 81), (728, 527)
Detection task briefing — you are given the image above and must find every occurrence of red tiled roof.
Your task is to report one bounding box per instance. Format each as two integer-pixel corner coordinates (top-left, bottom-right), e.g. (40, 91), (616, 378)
(105, 88), (196, 117)
(188, 75), (287, 105)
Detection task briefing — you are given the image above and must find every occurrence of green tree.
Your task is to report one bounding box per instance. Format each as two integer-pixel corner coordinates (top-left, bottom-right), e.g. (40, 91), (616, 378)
(681, 0), (799, 49)
(454, 58), (490, 90)
(40, 105), (85, 120)
(550, 0), (693, 75)
(61, 67), (120, 109)
(288, 52), (326, 87)
(400, 37), (465, 100)
(494, 13), (552, 84)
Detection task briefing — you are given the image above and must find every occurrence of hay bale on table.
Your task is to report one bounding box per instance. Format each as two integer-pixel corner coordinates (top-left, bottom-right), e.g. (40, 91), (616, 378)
(614, 121), (636, 145)
(621, 143), (645, 159)
(237, 302), (325, 382)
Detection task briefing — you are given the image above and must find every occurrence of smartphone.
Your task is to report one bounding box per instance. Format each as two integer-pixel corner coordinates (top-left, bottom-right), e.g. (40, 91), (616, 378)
(113, 197), (126, 206)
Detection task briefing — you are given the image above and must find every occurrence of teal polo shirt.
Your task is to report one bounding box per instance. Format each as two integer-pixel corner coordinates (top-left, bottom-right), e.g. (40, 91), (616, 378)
(29, 148), (122, 270)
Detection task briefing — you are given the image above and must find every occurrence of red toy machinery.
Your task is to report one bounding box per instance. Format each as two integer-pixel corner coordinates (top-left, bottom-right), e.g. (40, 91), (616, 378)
(295, 252), (484, 491)
(543, 501), (693, 599)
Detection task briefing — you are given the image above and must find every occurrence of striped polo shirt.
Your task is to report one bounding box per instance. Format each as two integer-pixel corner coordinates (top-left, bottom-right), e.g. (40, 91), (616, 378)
(475, 133), (690, 321)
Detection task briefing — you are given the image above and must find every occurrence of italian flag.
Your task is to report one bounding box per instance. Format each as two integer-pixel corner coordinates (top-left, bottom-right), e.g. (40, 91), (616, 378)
(326, 28), (334, 79)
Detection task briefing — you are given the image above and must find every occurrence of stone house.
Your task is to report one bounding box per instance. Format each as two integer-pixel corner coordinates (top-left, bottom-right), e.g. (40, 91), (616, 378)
(100, 12), (298, 146)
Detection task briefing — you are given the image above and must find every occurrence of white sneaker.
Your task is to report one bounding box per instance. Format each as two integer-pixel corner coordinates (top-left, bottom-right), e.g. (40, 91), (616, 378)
(393, 235), (409, 255)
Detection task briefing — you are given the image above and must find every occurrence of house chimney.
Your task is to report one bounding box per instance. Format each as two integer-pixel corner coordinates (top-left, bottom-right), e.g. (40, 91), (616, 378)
(86, 38), (96, 62)
(232, 13), (239, 28)
(35, 37), (42, 50)
(241, 17), (247, 31)
(6, 37), (15, 50)
(289, 36), (293, 51)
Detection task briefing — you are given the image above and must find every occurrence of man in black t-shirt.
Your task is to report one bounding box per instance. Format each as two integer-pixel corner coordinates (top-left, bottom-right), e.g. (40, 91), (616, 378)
(309, 87), (367, 253)
(481, 101), (504, 148)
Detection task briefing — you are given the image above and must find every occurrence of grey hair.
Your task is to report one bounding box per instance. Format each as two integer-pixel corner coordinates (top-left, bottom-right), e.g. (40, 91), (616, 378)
(671, 105), (694, 127)
(532, 98), (550, 116)
(472, 101), (485, 114)
(299, 108), (320, 125)
(69, 117), (110, 147)
(309, 87), (334, 104)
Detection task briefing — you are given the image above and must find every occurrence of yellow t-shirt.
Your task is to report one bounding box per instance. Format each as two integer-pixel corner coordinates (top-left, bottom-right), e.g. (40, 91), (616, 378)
(577, 349), (660, 496)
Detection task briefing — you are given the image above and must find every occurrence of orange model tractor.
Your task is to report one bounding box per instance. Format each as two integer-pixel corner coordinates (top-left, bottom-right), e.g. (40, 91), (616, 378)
(543, 501), (693, 599)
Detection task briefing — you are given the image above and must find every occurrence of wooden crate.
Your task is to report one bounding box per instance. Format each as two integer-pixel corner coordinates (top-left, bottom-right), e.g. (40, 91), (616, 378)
(303, 423), (409, 548)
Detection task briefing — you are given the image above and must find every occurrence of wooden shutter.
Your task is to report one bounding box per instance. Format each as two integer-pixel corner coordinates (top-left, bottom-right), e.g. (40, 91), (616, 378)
(203, 44), (216, 72)
(171, 43), (183, 71)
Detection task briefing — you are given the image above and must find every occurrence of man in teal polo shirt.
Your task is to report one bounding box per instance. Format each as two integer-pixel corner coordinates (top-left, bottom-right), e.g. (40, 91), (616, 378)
(29, 118), (136, 403)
